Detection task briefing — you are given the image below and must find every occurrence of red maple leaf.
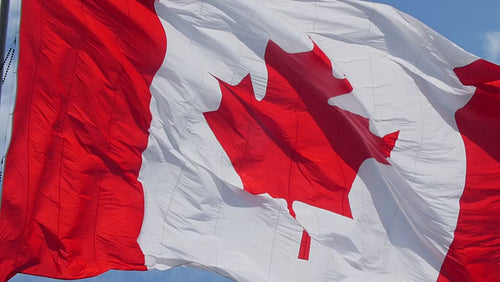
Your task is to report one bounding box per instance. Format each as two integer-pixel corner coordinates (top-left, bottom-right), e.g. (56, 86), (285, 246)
(204, 40), (399, 259)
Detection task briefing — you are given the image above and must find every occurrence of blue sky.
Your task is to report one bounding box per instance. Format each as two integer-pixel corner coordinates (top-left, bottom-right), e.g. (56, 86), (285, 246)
(374, 0), (500, 63)
(6, 0), (500, 281)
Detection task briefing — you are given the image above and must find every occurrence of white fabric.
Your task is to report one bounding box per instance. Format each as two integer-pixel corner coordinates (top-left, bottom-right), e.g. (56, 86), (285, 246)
(0, 0), (21, 188)
(138, 1), (478, 281)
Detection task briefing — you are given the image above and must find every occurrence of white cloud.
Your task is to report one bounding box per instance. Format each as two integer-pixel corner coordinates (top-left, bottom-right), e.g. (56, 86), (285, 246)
(483, 31), (500, 64)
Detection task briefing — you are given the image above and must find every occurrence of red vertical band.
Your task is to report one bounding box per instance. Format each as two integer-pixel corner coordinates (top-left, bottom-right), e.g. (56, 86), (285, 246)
(0, 0), (166, 280)
(438, 60), (500, 281)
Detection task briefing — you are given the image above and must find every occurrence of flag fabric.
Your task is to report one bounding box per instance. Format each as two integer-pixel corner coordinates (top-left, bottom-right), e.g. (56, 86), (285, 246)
(0, 0), (499, 281)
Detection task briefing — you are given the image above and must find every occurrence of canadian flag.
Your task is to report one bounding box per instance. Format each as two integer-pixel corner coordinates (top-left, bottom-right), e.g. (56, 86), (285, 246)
(0, 0), (499, 281)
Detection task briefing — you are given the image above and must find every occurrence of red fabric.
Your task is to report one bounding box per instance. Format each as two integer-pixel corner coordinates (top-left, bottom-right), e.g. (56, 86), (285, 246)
(438, 59), (500, 281)
(0, 0), (166, 280)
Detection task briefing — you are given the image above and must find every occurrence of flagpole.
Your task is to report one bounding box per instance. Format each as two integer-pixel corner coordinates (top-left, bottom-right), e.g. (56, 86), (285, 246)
(0, 0), (11, 98)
